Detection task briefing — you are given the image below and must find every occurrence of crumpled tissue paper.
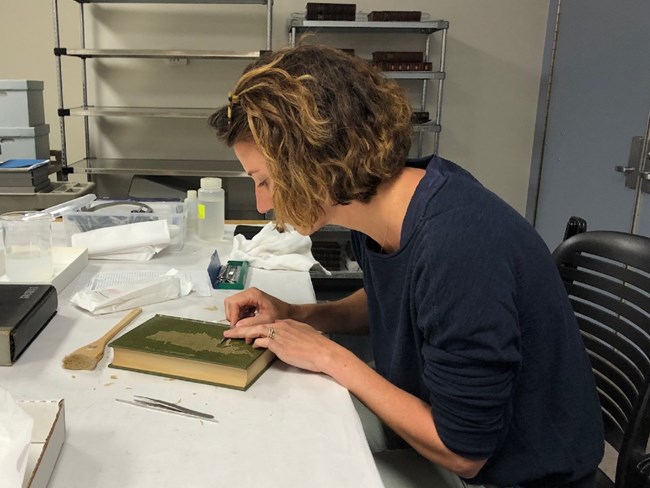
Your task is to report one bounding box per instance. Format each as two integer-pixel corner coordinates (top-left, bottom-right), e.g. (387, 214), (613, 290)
(0, 387), (33, 488)
(70, 269), (192, 315)
(71, 219), (170, 261)
(230, 222), (329, 273)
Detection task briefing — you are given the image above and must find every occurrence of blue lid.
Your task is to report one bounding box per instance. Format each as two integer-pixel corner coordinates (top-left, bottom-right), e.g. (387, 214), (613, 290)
(0, 159), (49, 170)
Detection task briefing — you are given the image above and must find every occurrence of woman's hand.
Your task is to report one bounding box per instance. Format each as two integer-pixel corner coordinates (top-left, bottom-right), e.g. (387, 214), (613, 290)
(223, 318), (338, 373)
(223, 287), (293, 326)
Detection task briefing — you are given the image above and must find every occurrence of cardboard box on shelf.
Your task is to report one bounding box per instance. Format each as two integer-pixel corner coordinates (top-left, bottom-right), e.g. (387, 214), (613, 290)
(0, 125), (50, 161)
(0, 80), (45, 128)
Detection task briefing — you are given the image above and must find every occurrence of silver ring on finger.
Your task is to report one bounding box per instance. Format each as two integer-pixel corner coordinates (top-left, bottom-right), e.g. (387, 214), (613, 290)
(267, 326), (276, 340)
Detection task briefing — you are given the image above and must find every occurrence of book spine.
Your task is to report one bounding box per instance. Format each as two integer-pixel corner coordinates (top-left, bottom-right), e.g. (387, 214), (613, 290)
(411, 111), (430, 124)
(306, 3), (356, 21)
(372, 51), (424, 63)
(367, 11), (422, 22)
(372, 61), (433, 71)
(9, 287), (58, 364)
(0, 331), (12, 366)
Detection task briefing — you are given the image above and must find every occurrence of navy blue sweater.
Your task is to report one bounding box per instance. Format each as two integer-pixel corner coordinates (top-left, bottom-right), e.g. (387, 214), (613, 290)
(351, 156), (603, 486)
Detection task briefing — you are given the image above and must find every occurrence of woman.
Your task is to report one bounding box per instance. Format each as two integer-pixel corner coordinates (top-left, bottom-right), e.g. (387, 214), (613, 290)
(209, 45), (603, 488)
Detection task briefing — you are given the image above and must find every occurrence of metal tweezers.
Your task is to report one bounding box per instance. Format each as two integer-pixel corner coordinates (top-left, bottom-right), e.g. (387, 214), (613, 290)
(116, 395), (218, 423)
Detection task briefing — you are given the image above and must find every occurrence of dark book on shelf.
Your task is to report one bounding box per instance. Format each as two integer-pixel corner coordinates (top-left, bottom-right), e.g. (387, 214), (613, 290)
(367, 11), (422, 22)
(0, 284), (58, 366)
(411, 111), (430, 124)
(109, 314), (275, 391)
(306, 3), (356, 21)
(372, 51), (424, 63)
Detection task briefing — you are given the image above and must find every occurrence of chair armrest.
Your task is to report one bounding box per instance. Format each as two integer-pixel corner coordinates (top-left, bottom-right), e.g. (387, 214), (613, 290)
(626, 452), (650, 488)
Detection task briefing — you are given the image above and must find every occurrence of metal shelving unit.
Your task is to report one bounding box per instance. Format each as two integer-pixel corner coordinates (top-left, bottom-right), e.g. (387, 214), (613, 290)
(58, 49), (263, 60)
(71, 158), (247, 176)
(289, 18), (448, 156)
(51, 0), (273, 180)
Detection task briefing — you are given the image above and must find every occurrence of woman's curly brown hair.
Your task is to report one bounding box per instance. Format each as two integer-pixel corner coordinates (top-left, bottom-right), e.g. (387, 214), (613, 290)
(208, 44), (412, 230)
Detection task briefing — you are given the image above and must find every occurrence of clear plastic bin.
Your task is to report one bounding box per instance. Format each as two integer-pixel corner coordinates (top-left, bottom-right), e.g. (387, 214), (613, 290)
(62, 200), (186, 252)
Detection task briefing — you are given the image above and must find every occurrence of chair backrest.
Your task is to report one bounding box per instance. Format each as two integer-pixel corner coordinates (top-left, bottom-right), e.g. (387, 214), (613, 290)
(553, 231), (650, 486)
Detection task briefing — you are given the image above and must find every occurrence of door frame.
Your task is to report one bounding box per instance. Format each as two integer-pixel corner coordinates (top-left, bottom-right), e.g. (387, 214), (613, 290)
(525, 0), (560, 226)
(526, 0), (650, 235)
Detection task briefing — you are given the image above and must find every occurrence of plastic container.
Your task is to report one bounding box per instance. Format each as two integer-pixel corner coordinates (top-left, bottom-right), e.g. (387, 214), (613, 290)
(184, 190), (198, 238)
(0, 211), (53, 282)
(62, 200), (186, 252)
(197, 177), (225, 242)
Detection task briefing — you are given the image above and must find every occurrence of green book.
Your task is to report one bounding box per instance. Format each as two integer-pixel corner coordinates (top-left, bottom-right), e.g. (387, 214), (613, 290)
(108, 314), (275, 390)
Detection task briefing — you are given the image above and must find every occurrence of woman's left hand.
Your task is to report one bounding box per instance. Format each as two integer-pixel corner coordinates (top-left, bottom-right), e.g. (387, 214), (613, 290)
(223, 319), (335, 373)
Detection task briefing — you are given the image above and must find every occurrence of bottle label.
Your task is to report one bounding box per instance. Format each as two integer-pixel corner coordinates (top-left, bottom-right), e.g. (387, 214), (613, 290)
(198, 204), (206, 220)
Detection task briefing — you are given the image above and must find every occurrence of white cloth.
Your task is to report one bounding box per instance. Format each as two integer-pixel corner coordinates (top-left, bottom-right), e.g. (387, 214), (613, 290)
(70, 220), (170, 261)
(230, 222), (329, 273)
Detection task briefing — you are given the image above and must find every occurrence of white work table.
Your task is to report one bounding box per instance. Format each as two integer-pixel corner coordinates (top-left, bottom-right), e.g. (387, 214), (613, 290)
(0, 224), (383, 488)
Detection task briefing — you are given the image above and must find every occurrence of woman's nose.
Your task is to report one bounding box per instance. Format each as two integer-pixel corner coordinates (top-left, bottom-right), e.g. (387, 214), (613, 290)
(255, 191), (272, 214)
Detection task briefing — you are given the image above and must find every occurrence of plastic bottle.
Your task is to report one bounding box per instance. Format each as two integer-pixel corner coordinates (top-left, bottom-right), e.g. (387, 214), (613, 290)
(197, 177), (225, 241)
(184, 190), (198, 238)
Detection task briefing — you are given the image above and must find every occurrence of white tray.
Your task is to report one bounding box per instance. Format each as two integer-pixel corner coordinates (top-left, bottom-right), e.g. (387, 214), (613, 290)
(0, 247), (88, 294)
(18, 399), (66, 488)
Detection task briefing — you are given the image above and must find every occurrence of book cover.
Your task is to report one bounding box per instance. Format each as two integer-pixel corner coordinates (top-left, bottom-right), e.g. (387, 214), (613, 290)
(109, 314), (275, 390)
(0, 284), (58, 366)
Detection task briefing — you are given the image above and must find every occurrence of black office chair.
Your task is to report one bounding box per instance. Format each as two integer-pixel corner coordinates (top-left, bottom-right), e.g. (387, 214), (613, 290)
(553, 230), (650, 488)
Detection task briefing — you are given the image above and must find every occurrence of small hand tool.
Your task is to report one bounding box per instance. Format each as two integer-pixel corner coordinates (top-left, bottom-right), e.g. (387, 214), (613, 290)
(115, 395), (218, 423)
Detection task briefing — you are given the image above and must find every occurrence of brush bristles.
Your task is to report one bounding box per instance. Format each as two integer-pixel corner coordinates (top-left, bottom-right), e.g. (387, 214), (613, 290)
(62, 353), (101, 371)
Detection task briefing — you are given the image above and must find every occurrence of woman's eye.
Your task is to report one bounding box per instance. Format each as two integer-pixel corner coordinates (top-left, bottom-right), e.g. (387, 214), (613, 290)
(257, 180), (268, 188)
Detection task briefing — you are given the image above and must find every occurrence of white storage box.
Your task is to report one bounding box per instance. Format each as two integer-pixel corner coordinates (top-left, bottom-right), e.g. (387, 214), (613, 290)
(63, 200), (186, 252)
(0, 80), (45, 127)
(17, 399), (65, 488)
(0, 125), (50, 160)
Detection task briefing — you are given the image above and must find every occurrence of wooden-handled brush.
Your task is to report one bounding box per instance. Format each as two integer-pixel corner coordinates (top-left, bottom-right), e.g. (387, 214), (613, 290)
(62, 308), (142, 371)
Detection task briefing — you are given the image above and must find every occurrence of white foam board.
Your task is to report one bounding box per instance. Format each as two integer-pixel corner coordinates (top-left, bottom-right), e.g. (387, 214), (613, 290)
(18, 399), (65, 488)
(0, 247), (88, 294)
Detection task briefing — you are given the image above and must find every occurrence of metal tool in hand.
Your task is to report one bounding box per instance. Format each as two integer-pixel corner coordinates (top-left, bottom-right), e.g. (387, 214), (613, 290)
(116, 395), (218, 423)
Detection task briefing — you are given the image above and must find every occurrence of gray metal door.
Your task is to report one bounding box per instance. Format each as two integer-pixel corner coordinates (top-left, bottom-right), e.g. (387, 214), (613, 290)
(532, 0), (650, 250)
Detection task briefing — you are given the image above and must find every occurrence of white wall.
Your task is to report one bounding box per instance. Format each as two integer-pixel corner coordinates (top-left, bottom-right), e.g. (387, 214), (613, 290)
(0, 0), (549, 213)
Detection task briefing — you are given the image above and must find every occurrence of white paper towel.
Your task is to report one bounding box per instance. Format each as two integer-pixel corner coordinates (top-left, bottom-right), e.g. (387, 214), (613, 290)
(71, 220), (170, 260)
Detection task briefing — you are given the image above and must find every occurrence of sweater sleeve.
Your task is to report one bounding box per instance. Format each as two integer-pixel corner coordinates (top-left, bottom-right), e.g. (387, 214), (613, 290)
(414, 225), (522, 460)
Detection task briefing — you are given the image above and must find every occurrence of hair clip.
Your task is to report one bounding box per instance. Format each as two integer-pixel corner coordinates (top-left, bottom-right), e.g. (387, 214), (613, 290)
(227, 92), (239, 125)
